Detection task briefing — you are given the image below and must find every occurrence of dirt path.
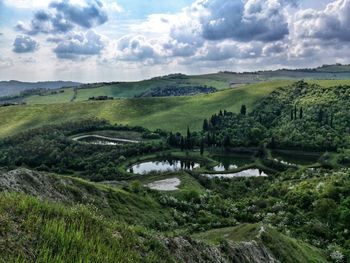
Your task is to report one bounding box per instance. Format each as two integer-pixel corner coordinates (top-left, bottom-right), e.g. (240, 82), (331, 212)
(72, 134), (140, 144)
(146, 178), (181, 191)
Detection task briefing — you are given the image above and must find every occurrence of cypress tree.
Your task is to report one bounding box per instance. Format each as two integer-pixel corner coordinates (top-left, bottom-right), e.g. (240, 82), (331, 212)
(318, 109), (324, 124)
(180, 136), (185, 151)
(223, 135), (231, 148)
(299, 107), (303, 119)
(330, 112), (334, 128)
(291, 110), (294, 121)
(187, 126), (191, 139)
(294, 105), (297, 120)
(203, 119), (209, 131)
(167, 132), (175, 146)
(270, 136), (276, 149)
(240, 105), (247, 116)
(206, 133), (211, 147)
(200, 138), (204, 155)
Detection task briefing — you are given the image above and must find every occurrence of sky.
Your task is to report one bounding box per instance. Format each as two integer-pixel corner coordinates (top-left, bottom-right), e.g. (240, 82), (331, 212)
(0, 0), (349, 82)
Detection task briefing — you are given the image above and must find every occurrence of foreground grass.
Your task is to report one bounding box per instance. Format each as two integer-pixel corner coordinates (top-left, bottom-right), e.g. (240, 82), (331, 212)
(0, 193), (173, 263)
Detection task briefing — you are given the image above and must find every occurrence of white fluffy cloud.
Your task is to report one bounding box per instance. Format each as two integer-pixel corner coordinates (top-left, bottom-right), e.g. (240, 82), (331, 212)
(199, 0), (292, 42)
(295, 0), (350, 42)
(115, 35), (164, 62)
(53, 30), (105, 59)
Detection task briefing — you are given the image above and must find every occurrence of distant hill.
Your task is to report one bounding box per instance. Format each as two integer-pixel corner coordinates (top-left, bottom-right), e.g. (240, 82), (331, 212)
(0, 80), (81, 97)
(3, 64), (350, 103)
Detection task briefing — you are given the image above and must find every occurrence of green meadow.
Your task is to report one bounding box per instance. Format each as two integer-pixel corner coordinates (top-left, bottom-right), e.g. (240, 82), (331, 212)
(1, 79), (350, 138)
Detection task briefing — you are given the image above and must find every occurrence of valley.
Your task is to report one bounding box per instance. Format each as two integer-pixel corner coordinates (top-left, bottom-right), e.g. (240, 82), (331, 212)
(1, 67), (350, 262)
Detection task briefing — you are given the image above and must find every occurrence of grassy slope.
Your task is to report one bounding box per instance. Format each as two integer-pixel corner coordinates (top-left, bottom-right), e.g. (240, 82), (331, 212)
(24, 88), (75, 104)
(0, 81), (288, 137)
(193, 224), (328, 263)
(0, 168), (332, 262)
(24, 76), (233, 104)
(2, 79), (350, 138)
(0, 193), (174, 263)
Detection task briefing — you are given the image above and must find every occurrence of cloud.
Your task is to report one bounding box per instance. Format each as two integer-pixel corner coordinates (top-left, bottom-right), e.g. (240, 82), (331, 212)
(197, 0), (293, 42)
(295, 0), (350, 42)
(49, 0), (108, 28)
(196, 41), (262, 61)
(16, 0), (108, 35)
(4, 0), (48, 9)
(12, 35), (39, 53)
(0, 56), (13, 68)
(107, 2), (122, 13)
(53, 30), (105, 59)
(116, 35), (163, 62)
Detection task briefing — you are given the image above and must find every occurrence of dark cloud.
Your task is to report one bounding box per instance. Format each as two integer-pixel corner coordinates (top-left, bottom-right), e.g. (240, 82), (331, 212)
(49, 0), (108, 28)
(199, 0), (292, 42)
(16, 0), (107, 35)
(53, 30), (104, 59)
(16, 10), (74, 35)
(295, 0), (350, 42)
(12, 35), (39, 53)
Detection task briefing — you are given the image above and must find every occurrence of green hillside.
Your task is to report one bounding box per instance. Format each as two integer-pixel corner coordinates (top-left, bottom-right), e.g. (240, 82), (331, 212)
(2, 79), (350, 138)
(0, 81), (289, 137)
(21, 74), (350, 105)
(23, 74), (235, 104)
(0, 168), (334, 262)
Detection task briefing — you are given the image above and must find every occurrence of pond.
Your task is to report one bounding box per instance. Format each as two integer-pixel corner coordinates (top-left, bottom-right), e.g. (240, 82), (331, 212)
(202, 169), (268, 178)
(211, 155), (253, 172)
(128, 159), (201, 175)
(272, 151), (320, 166)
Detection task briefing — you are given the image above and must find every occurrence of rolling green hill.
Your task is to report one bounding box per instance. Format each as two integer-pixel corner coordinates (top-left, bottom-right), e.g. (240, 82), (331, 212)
(23, 74), (235, 104)
(1, 79), (350, 138)
(18, 70), (350, 105)
(0, 81), (289, 137)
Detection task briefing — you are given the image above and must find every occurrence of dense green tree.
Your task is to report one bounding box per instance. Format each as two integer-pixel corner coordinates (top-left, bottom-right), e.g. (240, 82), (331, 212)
(203, 119), (209, 131)
(223, 135), (231, 148)
(200, 138), (204, 155)
(240, 105), (247, 116)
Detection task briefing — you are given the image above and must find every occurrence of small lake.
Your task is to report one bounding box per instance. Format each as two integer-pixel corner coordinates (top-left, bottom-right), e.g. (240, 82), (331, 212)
(272, 151), (320, 166)
(211, 155), (253, 172)
(128, 159), (201, 174)
(202, 169), (268, 178)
